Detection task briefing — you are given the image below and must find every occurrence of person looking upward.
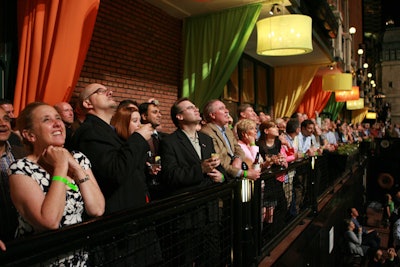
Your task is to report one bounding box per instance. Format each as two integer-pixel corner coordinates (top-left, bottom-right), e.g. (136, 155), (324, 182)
(200, 99), (260, 180)
(71, 83), (154, 213)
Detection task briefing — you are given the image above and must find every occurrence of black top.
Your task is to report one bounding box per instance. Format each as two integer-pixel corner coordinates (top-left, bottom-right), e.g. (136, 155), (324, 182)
(71, 114), (150, 214)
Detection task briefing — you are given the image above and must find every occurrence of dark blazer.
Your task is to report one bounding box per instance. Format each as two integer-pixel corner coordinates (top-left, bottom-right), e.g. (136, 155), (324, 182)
(71, 114), (150, 214)
(160, 129), (226, 195)
(0, 143), (27, 241)
(145, 131), (169, 200)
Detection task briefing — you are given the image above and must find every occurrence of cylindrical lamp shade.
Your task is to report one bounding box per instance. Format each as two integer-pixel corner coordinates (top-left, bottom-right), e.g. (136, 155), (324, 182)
(366, 112), (377, 119)
(256, 15), (313, 56)
(335, 86), (360, 102)
(322, 73), (353, 91)
(346, 98), (364, 110)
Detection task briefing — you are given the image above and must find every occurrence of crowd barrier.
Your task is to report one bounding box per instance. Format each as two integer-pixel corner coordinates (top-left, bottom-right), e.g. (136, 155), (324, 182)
(0, 144), (365, 266)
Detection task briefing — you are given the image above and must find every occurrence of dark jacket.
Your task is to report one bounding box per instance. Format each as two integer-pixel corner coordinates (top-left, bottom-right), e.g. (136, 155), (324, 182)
(0, 143), (27, 241)
(71, 114), (150, 214)
(160, 129), (226, 195)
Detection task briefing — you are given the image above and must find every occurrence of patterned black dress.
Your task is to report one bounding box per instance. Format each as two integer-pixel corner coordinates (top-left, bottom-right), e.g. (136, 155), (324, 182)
(8, 151), (91, 266)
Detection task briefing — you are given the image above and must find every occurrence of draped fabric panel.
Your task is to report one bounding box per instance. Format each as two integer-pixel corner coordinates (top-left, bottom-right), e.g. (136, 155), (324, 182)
(297, 76), (332, 119)
(273, 64), (323, 118)
(14, 0), (100, 115)
(182, 4), (262, 110)
(322, 93), (345, 121)
(351, 108), (368, 124)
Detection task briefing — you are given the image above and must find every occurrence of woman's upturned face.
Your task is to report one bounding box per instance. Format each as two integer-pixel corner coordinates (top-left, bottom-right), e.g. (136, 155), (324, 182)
(30, 105), (66, 147)
(246, 123), (258, 140)
(266, 124), (279, 137)
(128, 111), (141, 134)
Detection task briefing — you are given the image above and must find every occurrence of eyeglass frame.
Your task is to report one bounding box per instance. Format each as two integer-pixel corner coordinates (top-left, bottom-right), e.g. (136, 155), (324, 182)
(85, 87), (110, 99)
(178, 105), (198, 113)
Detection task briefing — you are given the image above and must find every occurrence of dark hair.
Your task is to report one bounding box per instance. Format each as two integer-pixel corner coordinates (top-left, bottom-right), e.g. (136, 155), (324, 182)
(258, 121), (276, 141)
(170, 97), (190, 127)
(0, 99), (13, 105)
(118, 99), (138, 110)
(138, 99), (159, 116)
(286, 118), (300, 134)
(237, 103), (252, 118)
(111, 106), (138, 140)
(301, 119), (314, 129)
(17, 102), (48, 153)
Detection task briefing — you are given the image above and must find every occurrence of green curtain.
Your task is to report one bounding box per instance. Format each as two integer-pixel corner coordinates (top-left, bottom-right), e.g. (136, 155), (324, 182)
(182, 4), (262, 110)
(322, 93), (345, 120)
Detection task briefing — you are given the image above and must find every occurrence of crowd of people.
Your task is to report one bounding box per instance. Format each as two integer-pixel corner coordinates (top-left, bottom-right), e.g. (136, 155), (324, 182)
(343, 199), (400, 266)
(0, 83), (395, 265)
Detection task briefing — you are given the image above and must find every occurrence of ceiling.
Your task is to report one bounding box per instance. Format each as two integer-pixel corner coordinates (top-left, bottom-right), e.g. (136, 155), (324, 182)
(144, 0), (333, 67)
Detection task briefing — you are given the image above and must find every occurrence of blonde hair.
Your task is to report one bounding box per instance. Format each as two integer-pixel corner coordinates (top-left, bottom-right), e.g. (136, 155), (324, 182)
(236, 119), (256, 141)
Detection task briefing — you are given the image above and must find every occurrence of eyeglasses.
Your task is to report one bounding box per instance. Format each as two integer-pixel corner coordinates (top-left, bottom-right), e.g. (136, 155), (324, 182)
(86, 87), (110, 99)
(179, 105), (197, 113)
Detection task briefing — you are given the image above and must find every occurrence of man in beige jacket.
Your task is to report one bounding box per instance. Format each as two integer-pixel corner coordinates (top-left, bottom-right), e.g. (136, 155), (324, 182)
(200, 99), (260, 180)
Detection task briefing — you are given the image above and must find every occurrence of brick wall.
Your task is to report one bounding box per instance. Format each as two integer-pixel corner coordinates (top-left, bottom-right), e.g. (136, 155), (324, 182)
(74, 0), (182, 133)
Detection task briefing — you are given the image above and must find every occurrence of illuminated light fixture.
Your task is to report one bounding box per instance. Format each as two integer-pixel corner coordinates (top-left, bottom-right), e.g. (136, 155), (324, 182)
(256, 14), (313, 56)
(349, 27), (356, 35)
(374, 91), (386, 99)
(367, 73), (372, 78)
(322, 73), (353, 91)
(335, 86), (360, 102)
(357, 49), (364, 55)
(346, 98), (364, 110)
(366, 112), (377, 119)
(363, 63), (369, 69)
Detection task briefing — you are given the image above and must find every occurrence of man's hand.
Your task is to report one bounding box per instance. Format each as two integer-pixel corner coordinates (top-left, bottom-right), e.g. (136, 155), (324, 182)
(201, 157), (220, 174)
(136, 123), (153, 140)
(207, 169), (224, 183)
(0, 240), (6, 251)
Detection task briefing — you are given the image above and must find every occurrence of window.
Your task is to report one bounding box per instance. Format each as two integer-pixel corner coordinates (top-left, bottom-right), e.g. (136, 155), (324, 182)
(222, 55), (272, 114)
(241, 57), (255, 103)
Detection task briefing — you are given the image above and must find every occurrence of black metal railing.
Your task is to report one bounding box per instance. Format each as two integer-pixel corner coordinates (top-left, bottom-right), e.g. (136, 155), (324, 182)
(0, 144), (365, 267)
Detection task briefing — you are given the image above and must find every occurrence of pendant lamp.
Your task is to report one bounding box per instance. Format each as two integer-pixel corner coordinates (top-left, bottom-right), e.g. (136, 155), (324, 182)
(322, 73), (353, 92)
(346, 98), (364, 110)
(366, 112), (377, 119)
(256, 14), (313, 56)
(335, 86), (360, 102)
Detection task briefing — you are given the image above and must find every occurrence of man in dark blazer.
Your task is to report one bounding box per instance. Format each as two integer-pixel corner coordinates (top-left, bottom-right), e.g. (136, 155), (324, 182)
(138, 99), (169, 200)
(160, 97), (225, 194)
(160, 97), (226, 266)
(0, 107), (27, 247)
(71, 83), (162, 266)
(72, 83), (154, 213)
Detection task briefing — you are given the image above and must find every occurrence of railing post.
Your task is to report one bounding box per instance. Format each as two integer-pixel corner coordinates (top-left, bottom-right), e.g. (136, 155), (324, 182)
(310, 156), (318, 216)
(240, 178), (256, 266)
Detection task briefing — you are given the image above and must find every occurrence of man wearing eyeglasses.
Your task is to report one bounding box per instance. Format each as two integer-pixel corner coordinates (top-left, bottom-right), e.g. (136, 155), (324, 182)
(72, 83), (154, 212)
(159, 97), (226, 266)
(71, 83), (162, 265)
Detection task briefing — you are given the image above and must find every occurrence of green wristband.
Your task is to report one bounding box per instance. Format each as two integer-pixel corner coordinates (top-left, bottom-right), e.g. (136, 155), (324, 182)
(221, 174), (225, 183)
(52, 176), (78, 192)
(243, 170), (248, 178)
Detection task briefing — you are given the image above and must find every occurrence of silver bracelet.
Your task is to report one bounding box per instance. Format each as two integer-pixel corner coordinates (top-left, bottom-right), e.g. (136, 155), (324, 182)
(77, 174), (90, 184)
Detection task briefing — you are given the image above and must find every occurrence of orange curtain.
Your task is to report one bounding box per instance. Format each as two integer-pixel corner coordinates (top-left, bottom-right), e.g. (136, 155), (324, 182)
(14, 0), (100, 115)
(297, 76), (332, 119)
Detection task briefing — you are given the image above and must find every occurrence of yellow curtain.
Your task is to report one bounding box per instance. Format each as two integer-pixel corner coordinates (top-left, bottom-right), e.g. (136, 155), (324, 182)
(351, 108), (369, 124)
(14, 0), (100, 115)
(273, 64), (324, 118)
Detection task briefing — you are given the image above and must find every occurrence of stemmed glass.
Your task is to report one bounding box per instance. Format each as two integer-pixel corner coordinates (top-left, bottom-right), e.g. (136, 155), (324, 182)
(277, 153), (286, 170)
